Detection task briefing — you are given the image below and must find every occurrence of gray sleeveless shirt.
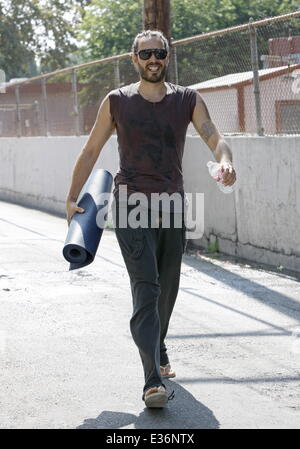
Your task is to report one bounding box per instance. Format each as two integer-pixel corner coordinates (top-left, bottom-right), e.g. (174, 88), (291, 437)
(109, 82), (196, 200)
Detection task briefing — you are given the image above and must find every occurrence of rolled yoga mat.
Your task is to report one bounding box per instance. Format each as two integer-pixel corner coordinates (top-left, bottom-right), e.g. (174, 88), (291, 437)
(63, 169), (113, 270)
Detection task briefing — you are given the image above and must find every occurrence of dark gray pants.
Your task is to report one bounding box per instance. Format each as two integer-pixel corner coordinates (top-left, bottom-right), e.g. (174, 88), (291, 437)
(114, 203), (186, 393)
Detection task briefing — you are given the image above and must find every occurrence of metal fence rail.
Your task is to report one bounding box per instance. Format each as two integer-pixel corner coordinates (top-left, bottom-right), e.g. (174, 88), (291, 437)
(0, 10), (299, 137)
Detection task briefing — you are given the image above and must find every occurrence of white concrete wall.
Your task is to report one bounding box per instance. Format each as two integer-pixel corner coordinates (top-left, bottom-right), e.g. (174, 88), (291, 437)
(183, 135), (300, 272)
(0, 135), (299, 272)
(0, 136), (119, 214)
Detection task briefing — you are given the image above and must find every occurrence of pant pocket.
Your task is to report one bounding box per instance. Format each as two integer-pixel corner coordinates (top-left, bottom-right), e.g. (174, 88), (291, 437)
(116, 226), (145, 260)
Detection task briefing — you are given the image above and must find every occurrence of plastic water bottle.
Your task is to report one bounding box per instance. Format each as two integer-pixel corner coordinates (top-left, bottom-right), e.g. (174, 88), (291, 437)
(207, 161), (235, 194)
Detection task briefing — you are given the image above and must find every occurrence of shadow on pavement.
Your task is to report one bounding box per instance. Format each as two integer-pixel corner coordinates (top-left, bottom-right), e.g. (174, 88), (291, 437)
(76, 380), (219, 429)
(175, 375), (300, 384)
(182, 252), (300, 324)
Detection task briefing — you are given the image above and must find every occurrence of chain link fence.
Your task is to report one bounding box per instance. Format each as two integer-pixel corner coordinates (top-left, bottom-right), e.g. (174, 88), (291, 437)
(0, 10), (299, 137)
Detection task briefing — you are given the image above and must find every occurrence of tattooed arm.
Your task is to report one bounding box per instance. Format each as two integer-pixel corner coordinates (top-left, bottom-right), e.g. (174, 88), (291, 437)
(192, 92), (236, 187)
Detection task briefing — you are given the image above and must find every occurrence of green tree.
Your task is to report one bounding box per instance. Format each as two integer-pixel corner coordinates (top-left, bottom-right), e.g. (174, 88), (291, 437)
(0, 2), (37, 79)
(0, 0), (91, 79)
(171, 0), (299, 38)
(171, 0), (300, 85)
(77, 0), (143, 61)
(77, 0), (299, 59)
(74, 0), (143, 110)
(76, 0), (299, 89)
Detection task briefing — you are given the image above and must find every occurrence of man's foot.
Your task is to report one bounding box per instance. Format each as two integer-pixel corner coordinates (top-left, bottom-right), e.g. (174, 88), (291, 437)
(160, 363), (176, 378)
(143, 386), (168, 408)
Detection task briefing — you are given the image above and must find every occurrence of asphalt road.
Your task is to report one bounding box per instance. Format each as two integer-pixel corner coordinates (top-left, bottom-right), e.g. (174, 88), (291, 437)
(0, 200), (300, 429)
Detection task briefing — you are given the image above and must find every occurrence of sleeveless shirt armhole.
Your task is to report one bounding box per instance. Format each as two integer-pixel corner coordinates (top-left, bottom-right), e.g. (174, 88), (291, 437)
(189, 89), (197, 122)
(108, 91), (118, 123)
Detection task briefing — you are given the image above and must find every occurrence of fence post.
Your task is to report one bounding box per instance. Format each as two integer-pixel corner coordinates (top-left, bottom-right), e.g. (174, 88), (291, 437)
(15, 86), (21, 137)
(249, 18), (264, 136)
(33, 100), (40, 136)
(41, 78), (50, 136)
(170, 39), (179, 84)
(71, 69), (80, 136)
(114, 59), (120, 88)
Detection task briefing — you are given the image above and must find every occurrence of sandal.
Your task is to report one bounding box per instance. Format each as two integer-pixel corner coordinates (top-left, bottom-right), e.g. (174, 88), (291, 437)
(160, 363), (176, 378)
(143, 386), (168, 408)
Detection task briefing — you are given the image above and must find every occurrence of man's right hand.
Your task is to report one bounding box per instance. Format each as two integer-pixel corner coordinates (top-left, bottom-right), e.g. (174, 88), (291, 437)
(66, 199), (85, 226)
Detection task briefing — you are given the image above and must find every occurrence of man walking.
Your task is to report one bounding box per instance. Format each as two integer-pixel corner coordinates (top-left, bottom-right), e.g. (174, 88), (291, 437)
(66, 30), (236, 408)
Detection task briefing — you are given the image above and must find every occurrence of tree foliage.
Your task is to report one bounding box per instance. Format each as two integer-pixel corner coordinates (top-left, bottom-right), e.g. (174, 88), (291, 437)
(0, 1), (37, 79)
(0, 0), (90, 79)
(77, 0), (143, 60)
(170, 0), (300, 85)
(75, 0), (300, 92)
(0, 0), (298, 81)
(77, 0), (299, 60)
(171, 0), (299, 39)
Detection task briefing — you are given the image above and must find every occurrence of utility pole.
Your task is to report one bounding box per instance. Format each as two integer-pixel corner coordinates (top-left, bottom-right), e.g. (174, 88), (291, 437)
(143, 0), (171, 41)
(143, 0), (174, 81)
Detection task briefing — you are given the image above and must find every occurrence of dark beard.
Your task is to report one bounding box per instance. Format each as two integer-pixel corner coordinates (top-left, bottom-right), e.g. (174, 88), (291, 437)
(137, 63), (167, 83)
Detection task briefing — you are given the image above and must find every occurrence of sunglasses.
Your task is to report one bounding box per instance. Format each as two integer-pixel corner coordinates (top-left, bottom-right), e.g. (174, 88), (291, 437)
(136, 48), (168, 60)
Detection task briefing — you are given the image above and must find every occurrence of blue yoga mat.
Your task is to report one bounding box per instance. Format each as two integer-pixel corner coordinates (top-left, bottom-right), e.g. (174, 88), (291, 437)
(63, 169), (113, 270)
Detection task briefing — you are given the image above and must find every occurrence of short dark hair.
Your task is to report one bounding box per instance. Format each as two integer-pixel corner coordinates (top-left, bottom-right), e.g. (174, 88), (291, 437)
(132, 30), (169, 54)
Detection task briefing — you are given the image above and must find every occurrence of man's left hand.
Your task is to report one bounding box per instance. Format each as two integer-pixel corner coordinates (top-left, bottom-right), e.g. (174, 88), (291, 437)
(220, 162), (236, 187)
